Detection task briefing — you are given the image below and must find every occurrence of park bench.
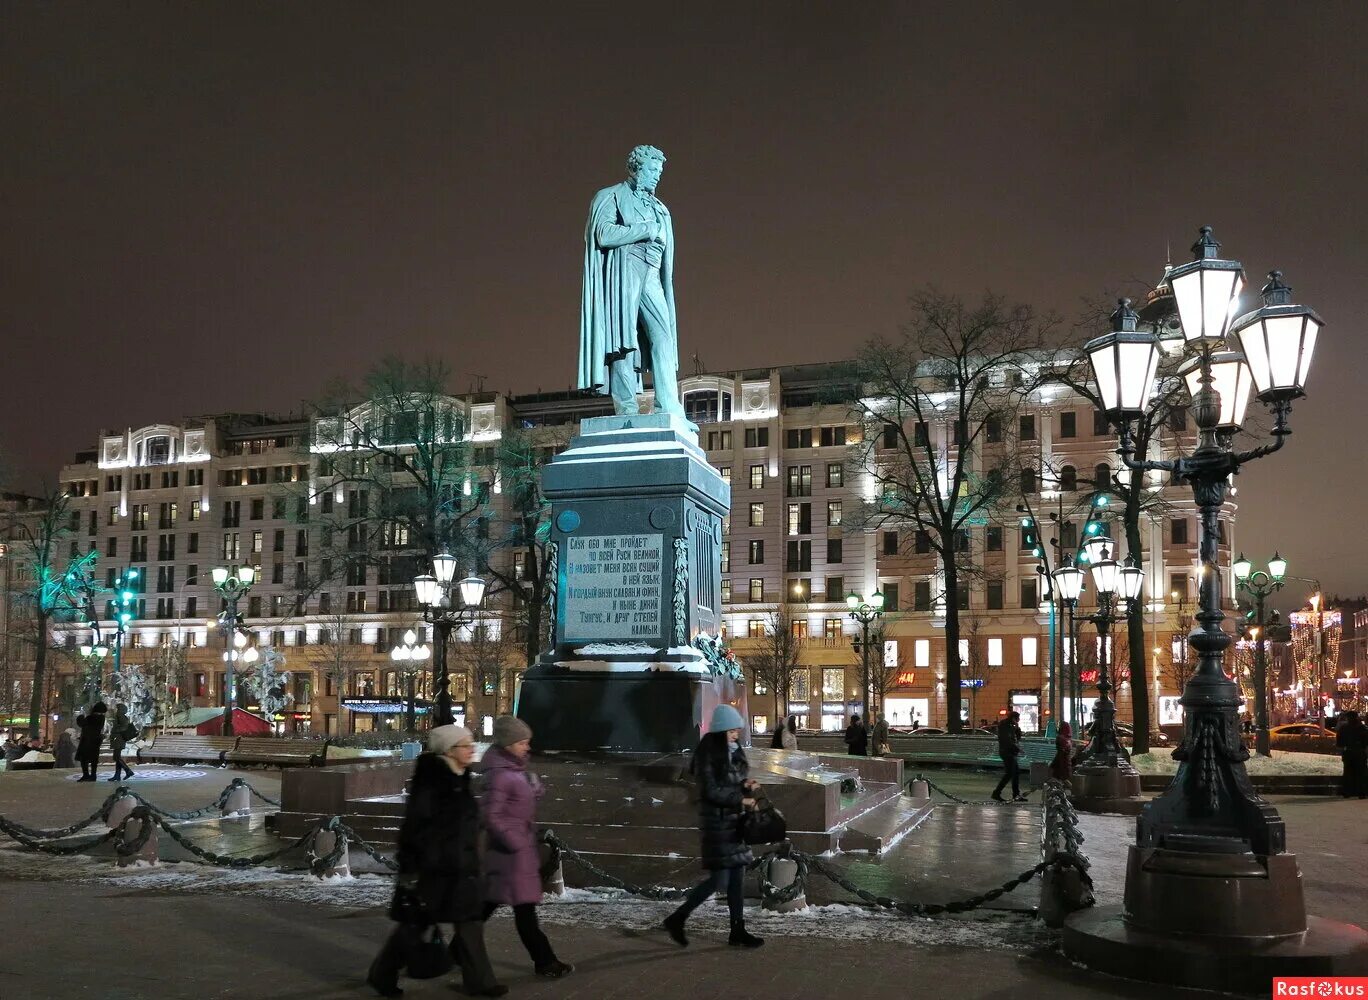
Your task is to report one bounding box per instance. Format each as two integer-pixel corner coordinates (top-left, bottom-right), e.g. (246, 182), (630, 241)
(137, 735), (238, 765)
(224, 737), (328, 768)
(795, 732), (1055, 769)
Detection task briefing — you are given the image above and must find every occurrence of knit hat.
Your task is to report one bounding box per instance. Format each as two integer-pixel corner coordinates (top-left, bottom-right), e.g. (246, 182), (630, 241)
(427, 724), (474, 754)
(709, 703), (744, 733)
(492, 715), (533, 748)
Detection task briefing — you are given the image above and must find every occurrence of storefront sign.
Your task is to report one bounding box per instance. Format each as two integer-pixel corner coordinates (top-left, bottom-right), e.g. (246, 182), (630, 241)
(341, 697), (431, 714)
(821, 702), (846, 714)
(562, 533), (664, 640)
(787, 702), (809, 714)
(894, 670), (916, 687)
(960, 679), (985, 688)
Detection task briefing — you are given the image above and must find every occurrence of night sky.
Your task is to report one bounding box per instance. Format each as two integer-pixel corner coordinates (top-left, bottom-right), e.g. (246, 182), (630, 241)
(3, 3), (1365, 600)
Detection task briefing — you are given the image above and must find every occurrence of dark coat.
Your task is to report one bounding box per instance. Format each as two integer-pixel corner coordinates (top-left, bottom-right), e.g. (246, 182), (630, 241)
(845, 721), (868, 756)
(997, 718), (1023, 761)
(1049, 727), (1074, 781)
(693, 733), (753, 871)
(395, 753), (484, 923)
(480, 745), (546, 906)
(54, 730), (78, 768)
(109, 712), (136, 752)
(76, 710), (106, 763)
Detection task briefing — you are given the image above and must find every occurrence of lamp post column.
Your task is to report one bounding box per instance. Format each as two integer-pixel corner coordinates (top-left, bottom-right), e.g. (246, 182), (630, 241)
(1253, 592), (1270, 757)
(434, 618), (454, 727)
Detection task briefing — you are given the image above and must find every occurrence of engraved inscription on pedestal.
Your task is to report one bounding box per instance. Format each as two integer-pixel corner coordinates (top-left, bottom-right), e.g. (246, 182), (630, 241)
(563, 533), (664, 642)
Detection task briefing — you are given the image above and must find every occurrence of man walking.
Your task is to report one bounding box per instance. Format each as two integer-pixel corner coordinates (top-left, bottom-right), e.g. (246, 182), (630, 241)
(991, 711), (1027, 802)
(844, 714), (868, 757)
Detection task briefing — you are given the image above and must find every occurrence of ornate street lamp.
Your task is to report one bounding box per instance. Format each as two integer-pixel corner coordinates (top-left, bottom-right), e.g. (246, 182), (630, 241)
(1234, 552), (1286, 757)
(846, 589), (884, 733)
(1078, 225), (1327, 957)
(212, 564), (256, 737)
(415, 551), (487, 727)
(390, 627), (431, 734)
(1052, 558), (1086, 731)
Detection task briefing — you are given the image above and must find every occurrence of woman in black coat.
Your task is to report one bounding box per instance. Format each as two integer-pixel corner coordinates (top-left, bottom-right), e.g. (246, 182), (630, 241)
(76, 703), (106, 782)
(662, 704), (764, 950)
(367, 725), (505, 998)
(1336, 711), (1368, 799)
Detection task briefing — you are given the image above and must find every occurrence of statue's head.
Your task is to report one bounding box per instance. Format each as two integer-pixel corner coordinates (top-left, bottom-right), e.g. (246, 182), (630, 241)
(626, 144), (666, 192)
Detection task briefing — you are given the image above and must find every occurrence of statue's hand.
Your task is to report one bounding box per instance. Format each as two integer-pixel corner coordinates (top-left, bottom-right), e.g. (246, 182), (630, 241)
(646, 221), (665, 243)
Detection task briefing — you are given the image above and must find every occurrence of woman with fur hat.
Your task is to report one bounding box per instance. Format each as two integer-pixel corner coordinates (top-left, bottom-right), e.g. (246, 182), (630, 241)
(367, 724), (504, 998)
(480, 715), (573, 978)
(662, 703), (764, 949)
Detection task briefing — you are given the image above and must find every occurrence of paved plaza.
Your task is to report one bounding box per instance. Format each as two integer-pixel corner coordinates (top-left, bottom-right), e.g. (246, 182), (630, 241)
(2, 765), (1366, 998)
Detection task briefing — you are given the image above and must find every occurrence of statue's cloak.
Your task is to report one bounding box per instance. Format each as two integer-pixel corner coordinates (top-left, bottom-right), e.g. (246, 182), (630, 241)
(578, 181), (677, 396)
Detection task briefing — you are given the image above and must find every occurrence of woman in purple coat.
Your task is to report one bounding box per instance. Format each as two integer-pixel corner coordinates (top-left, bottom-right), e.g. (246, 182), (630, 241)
(480, 716), (573, 979)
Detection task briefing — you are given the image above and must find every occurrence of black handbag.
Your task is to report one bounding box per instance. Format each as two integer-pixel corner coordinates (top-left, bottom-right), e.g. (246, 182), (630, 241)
(739, 794), (788, 845)
(388, 885), (454, 980)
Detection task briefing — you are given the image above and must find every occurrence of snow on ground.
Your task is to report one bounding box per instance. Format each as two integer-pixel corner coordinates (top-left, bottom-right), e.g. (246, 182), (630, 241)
(1131, 750), (1342, 775)
(323, 746), (399, 759)
(0, 846), (1056, 953)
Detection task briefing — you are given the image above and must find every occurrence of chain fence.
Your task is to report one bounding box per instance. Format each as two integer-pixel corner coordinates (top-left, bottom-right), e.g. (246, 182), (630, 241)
(911, 773), (1041, 806)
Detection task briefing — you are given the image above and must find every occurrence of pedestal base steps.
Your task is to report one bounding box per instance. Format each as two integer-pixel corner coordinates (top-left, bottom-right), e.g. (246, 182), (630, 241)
(274, 750), (933, 872)
(1069, 762), (1146, 815)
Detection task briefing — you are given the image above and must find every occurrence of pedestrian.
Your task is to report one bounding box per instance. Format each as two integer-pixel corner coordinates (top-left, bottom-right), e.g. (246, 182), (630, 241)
(1335, 710), (1368, 799)
(76, 702), (107, 782)
(54, 724), (78, 769)
(871, 713), (890, 756)
(479, 715), (573, 979)
(781, 714), (798, 750)
(662, 703), (764, 949)
(1049, 721), (1074, 784)
(844, 713), (868, 756)
(367, 724), (504, 998)
(770, 715), (786, 749)
(991, 710), (1027, 802)
(108, 704), (137, 782)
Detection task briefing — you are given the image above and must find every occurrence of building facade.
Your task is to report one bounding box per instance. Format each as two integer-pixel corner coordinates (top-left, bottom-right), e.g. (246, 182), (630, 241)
(39, 354), (1232, 739)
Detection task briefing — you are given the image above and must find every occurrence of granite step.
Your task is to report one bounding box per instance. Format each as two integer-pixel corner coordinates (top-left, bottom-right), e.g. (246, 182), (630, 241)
(837, 793), (935, 854)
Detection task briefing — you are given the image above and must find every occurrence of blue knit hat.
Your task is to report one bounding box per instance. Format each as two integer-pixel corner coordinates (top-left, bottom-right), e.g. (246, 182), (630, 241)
(709, 703), (745, 733)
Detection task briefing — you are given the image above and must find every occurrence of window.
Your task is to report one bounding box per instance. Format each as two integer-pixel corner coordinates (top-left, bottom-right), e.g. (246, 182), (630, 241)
(750, 465), (765, 489)
(826, 500), (842, 527)
(222, 500), (241, 528)
(1094, 410), (1111, 436)
(914, 639), (930, 667)
(1060, 521), (1078, 549)
(1021, 578), (1038, 608)
(720, 541), (730, 573)
(824, 576), (845, 601)
(1060, 465), (1077, 491)
(157, 534), (176, 561)
(826, 538), (842, 563)
(748, 540), (765, 564)
(986, 581), (1004, 610)
(106, 536), (118, 557)
(749, 578), (764, 602)
(914, 580), (932, 611)
(248, 595), (263, 617)
(821, 668), (844, 700)
(749, 503), (764, 527)
(1167, 408), (1188, 432)
(883, 531), (899, 556)
(222, 533), (240, 560)
(685, 389), (728, 426)
(108, 506), (119, 526)
(706, 429), (733, 451)
(131, 504), (148, 530)
(911, 421), (928, 446)
(272, 563), (285, 585)
(187, 532), (199, 554)
(251, 530), (263, 554)
(1060, 412), (1077, 438)
(721, 579), (731, 603)
(955, 586), (969, 610)
(787, 503), (811, 535)
(987, 638), (1004, 667)
(786, 465), (812, 497)
(188, 468), (203, 486)
(249, 498), (263, 520)
(1020, 467), (1037, 494)
(952, 419), (968, 446)
(826, 463), (843, 489)
(744, 427), (768, 448)
(954, 529), (970, 553)
(819, 426), (846, 447)
(985, 415), (1002, 443)
(785, 428), (814, 449)
(1022, 636), (1038, 666)
(1019, 415), (1036, 441)
(1094, 463), (1111, 490)
(1171, 518), (1189, 544)
(749, 619), (766, 639)
(881, 423), (899, 449)
(882, 583), (899, 611)
(987, 526), (1003, 551)
(189, 503), (201, 522)
(915, 529), (931, 554)
(158, 502), (178, 529)
(1170, 574), (1189, 601)
(786, 540), (811, 572)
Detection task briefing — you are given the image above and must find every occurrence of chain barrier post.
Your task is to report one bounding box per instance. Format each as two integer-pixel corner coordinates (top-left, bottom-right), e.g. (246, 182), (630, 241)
(909, 776), (930, 800)
(1037, 779), (1094, 927)
(221, 778), (252, 816)
(115, 806), (158, 867)
(538, 831), (565, 896)
(758, 850), (807, 913)
(105, 791), (136, 831)
(309, 817), (350, 879)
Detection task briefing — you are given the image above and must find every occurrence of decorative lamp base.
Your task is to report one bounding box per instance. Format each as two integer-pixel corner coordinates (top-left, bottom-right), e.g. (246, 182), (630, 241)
(1069, 761), (1144, 814)
(1124, 844), (1306, 938)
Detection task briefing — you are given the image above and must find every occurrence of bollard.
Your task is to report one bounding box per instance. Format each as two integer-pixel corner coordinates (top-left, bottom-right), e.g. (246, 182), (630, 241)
(1038, 861), (1092, 927)
(760, 856), (807, 912)
(909, 778), (930, 800)
(221, 783), (252, 816)
(105, 795), (136, 831)
(116, 811), (158, 867)
(312, 827), (350, 879)
(539, 841), (565, 896)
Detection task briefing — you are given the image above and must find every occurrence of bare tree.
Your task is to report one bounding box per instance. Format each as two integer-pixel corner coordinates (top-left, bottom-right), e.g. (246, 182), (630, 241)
(747, 605), (805, 723)
(852, 289), (1052, 731)
(1034, 298), (1191, 753)
(451, 616), (520, 719)
(317, 612), (366, 734)
(144, 643), (192, 724)
(4, 490), (92, 738)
